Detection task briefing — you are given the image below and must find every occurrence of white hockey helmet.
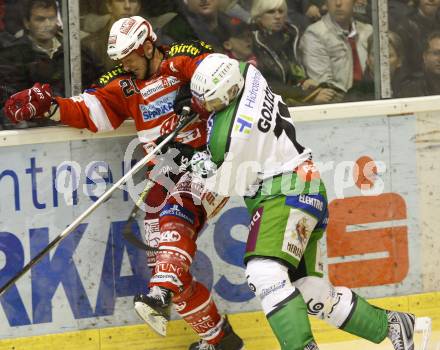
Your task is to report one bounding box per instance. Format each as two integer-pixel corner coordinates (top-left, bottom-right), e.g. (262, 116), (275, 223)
(107, 16), (157, 60)
(191, 53), (244, 112)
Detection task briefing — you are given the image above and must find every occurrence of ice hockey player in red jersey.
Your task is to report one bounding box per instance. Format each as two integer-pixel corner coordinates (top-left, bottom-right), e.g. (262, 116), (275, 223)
(3, 16), (243, 350)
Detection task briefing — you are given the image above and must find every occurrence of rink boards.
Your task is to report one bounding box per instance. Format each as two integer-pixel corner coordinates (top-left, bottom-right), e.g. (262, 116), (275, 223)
(1, 98), (440, 345)
(0, 291), (439, 350)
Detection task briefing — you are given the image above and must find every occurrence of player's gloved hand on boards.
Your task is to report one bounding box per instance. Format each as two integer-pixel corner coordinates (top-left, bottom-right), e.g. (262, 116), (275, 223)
(3, 83), (54, 124)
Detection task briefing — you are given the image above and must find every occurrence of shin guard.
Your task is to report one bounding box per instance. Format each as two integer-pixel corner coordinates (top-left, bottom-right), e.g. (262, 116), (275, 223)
(246, 258), (315, 350)
(294, 276), (388, 344)
(149, 222), (197, 293)
(150, 192), (206, 293)
(341, 293), (388, 344)
(267, 291), (315, 350)
(173, 281), (224, 344)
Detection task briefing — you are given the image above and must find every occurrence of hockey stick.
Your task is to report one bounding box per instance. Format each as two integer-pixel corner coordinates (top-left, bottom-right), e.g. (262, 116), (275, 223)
(122, 179), (158, 251)
(415, 317), (432, 350)
(0, 107), (197, 296)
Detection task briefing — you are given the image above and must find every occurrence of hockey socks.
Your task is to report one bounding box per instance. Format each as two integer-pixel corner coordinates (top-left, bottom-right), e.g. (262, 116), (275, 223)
(341, 293), (388, 343)
(267, 291), (315, 350)
(173, 281), (225, 345)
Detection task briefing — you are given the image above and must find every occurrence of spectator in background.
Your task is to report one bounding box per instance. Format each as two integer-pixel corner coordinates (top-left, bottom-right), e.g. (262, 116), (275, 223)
(388, 0), (412, 29)
(300, 0), (372, 94)
(353, 0), (369, 22)
(0, 0), (5, 31)
(398, 31), (440, 96)
(287, 0), (325, 25)
(396, 0), (440, 73)
(219, 17), (257, 64)
(0, 0), (62, 130)
(0, 0), (64, 95)
(0, 0), (94, 129)
(251, 0), (342, 105)
(81, 0), (142, 77)
(346, 31), (407, 100)
(219, 0), (251, 22)
(162, 0), (232, 52)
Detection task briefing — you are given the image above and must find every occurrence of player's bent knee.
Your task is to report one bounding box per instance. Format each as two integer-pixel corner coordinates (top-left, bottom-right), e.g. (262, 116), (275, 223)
(246, 258), (296, 315)
(294, 276), (354, 328)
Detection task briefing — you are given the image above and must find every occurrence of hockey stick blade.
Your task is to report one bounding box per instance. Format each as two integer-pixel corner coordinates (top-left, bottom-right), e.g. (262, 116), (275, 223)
(414, 317), (432, 350)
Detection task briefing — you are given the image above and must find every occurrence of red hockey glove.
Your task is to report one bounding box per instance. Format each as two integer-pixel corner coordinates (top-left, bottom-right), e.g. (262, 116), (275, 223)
(3, 83), (54, 124)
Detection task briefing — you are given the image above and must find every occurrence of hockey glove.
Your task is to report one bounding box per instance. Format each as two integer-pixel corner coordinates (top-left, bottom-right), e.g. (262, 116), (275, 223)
(3, 83), (54, 124)
(190, 151), (217, 178)
(173, 83), (192, 116)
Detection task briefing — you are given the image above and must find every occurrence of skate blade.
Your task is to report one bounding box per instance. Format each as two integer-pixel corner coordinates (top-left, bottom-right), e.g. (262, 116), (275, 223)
(414, 317), (432, 350)
(134, 301), (168, 336)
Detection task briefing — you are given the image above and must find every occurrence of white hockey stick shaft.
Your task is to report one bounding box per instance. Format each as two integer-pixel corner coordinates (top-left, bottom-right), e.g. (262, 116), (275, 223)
(415, 317), (432, 350)
(0, 107), (196, 296)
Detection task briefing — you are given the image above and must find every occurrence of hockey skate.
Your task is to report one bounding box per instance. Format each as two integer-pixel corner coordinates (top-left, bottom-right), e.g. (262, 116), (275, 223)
(387, 311), (415, 350)
(133, 286), (172, 336)
(189, 316), (244, 350)
(415, 316), (432, 350)
(304, 340), (319, 349)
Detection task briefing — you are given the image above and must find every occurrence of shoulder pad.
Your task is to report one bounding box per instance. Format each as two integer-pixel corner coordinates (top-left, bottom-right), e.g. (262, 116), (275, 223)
(167, 40), (213, 58)
(96, 65), (129, 87)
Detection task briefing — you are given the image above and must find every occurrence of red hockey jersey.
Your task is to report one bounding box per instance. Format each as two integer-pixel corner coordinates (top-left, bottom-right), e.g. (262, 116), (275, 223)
(55, 71), (206, 148)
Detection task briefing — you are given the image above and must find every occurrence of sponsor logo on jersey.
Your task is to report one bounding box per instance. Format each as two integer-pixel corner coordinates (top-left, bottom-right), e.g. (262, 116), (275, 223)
(169, 43), (201, 56)
(174, 301), (186, 312)
(243, 69), (261, 110)
(298, 194), (324, 211)
(144, 219), (160, 247)
(258, 86), (275, 133)
(150, 272), (182, 286)
(248, 208), (262, 232)
(260, 280), (287, 299)
(175, 128), (202, 144)
(98, 65), (126, 86)
(169, 62), (178, 73)
(168, 41), (212, 57)
(282, 211), (317, 260)
(139, 91), (176, 121)
(233, 114), (253, 135)
(161, 230), (181, 243)
(306, 298), (325, 316)
(191, 315), (218, 334)
(159, 204), (195, 225)
(156, 263), (184, 277)
(140, 77), (179, 98)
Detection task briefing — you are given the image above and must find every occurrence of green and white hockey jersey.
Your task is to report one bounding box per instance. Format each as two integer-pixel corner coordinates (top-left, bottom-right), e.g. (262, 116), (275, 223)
(203, 63), (312, 198)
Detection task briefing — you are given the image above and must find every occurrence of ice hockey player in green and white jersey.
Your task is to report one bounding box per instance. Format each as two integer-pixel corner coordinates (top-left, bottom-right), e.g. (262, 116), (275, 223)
(188, 53), (422, 350)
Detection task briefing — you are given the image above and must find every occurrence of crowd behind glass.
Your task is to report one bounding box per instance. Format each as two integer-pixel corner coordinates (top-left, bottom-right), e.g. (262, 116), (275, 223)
(0, 0), (439, 130)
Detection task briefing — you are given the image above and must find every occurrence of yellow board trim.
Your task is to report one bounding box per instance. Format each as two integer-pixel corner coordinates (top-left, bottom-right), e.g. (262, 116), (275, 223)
(1, 292), (439, 350)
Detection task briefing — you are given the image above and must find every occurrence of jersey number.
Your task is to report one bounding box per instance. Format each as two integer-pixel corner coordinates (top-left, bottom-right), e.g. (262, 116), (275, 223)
(274, 101), (305, 154)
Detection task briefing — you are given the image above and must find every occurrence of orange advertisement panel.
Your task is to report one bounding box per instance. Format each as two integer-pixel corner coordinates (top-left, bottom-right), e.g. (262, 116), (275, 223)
(298, 115), (421, 298)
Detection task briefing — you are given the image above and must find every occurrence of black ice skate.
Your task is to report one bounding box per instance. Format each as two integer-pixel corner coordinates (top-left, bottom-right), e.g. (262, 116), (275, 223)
(189, 316), (244, 350)
(304, 340), (319, 349)
(133, 286), (172, 336)
(387, 310), (415, 350)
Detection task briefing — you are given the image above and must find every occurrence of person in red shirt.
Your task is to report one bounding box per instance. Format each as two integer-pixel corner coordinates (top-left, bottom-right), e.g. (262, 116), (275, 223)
(3, 16), (243, 350)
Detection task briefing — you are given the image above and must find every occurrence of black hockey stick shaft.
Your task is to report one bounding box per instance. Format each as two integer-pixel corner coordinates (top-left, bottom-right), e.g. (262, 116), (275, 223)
(122, 179), (158, 251)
